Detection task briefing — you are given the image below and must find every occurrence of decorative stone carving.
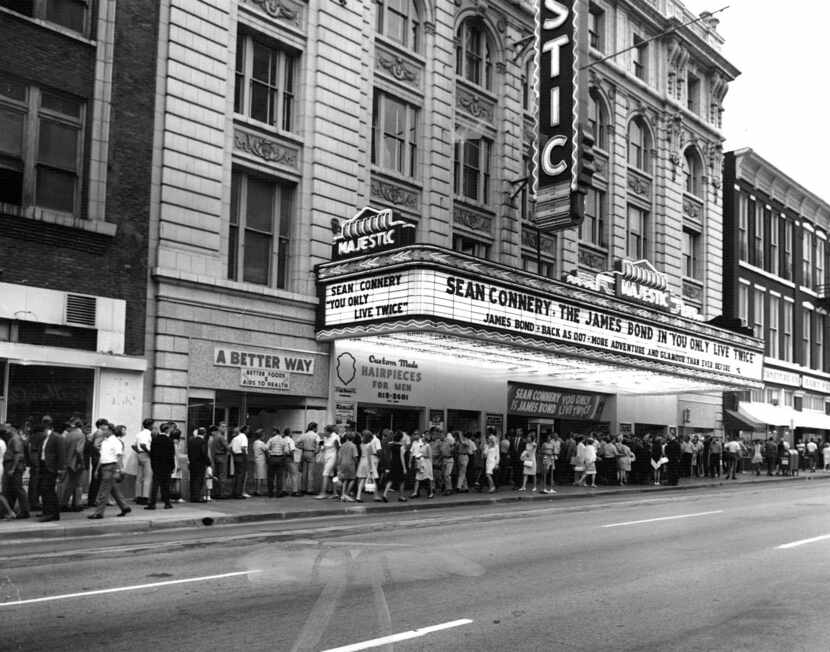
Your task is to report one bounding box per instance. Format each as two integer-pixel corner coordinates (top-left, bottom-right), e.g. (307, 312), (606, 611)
(423, 21), (435, 35)
(233, 129), (298, 168)
(496, 16), (507, 33)
(683, 196), (702, 220)
(454, 205), (493, 234)
(456, 87), (494, 122)
(627, 172), (652, 197)
(579, 245), (608, 271)
(495, 61), (506, 74)
(682, 280), (703, 302)
(370, 177), (419, 210)
(522, 228), (555, 254)
(377, 53), (418, 83)
(242, 0), (300, 26)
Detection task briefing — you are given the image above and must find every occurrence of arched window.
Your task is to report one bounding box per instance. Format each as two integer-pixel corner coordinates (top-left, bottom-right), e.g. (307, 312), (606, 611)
(376, 0), (421, 52)
(627, 117), (652, 172)
(456, 19), (493, 91)
(588, 89), (608, 150)
(684, 147), (703, 196)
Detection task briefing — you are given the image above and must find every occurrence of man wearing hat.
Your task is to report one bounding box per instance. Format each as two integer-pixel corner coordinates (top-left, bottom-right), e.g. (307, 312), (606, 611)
(60, 417), (86, 511)
(187, 427), (209, 502)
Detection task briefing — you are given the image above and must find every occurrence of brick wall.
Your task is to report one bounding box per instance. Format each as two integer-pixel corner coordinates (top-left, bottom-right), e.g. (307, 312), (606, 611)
(0, 2), (159, 356)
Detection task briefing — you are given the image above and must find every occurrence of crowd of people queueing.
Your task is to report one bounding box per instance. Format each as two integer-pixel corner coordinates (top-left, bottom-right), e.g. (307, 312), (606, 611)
(5, 417), (830, 521)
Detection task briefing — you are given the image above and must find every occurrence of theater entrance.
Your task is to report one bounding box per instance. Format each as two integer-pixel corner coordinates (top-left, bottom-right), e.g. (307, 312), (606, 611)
(357, 404), (422, 434)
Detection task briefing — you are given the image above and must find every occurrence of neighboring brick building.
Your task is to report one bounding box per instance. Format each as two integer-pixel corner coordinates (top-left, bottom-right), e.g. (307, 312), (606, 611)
(145, 0), (763, 442)
(0, 2), (156, 434)
(722, 149), (830, 444)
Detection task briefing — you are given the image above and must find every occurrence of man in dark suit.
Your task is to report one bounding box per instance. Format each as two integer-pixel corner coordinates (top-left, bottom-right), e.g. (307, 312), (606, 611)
(665, 432), (683, 486)
(26, 418), (45, 511)
(511, 428), (527, 489)
(187, 428), (209, 502)
(146, 422), (176, 510)
(38, 416), (65, 522)
(60, 418), (86, 511)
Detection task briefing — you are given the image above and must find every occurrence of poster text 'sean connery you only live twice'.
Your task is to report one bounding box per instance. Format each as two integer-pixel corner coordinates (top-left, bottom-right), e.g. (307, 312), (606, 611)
(323, 269), (763, 383)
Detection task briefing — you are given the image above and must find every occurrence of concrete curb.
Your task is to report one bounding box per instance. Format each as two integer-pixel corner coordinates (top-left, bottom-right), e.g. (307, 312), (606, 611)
(3, 473), (826, 542)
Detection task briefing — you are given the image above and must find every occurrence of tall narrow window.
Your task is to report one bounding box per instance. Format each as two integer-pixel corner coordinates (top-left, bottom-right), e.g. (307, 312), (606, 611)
(684, 147), (702, 197)
(581, 187), (606, 247)
(686, 73), (700, 114)
(588, 89), (608, 150)
(632, 34), (647, 81)
(816, 236), (825, 290)
(521, 57), (532, 111)
(753, 202), (764, 268)
(371, 91), (418, 178)
(627, 205), (649, 260)
(802, 308), (812, 368)
(783, 300), (794, 362)
(815, 314), (825, 371)
(588, 3), (604, 51)
(376, 0), (421, 52)
(456, 19), (493, 91)
(783, 217), (793, 280)
(753, 288), (765, 340)
(738, 283), (749, 327)
(627, 118), (651, 172)
(0, 75), (28, 206)
(768, 295), (780, 358)
(682, 228), (700, 279)
(737, 194), (749, 262)
(234, 33), (298, 132)
(453, 136), (492, 203)
(802, 230), (813, 288)
(228, 170), (294, 289)
(768, 207), (779, 276)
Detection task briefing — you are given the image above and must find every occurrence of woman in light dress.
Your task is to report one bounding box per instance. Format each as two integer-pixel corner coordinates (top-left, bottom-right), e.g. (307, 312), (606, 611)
(519, 439), (537, 492)
(252, 429), (268, 496)
(410, 431), (434, 499)
(578, 437), (598, 488)
(484, 435), (500, 493)
(615, 437), (634, 486)
(355, 430), (379, 502)
(315, 425), (341, 499)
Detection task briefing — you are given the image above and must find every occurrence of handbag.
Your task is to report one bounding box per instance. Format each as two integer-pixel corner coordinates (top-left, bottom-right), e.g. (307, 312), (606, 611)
(364, 479), (376, 493)
(574, 465), (585, 472)
(523, 459), (534, 469)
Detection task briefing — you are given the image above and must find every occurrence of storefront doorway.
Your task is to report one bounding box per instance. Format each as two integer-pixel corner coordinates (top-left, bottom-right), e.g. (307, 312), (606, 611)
(357, 404), (422, 434)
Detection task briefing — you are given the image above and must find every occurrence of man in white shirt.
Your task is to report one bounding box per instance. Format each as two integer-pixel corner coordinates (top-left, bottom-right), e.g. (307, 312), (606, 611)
(298, 423), (320, 495)
(230, 426), (249, 499)
(88, 421), (131, 519)
(132, 418), (154, 504)
(806, 439), (819, 472)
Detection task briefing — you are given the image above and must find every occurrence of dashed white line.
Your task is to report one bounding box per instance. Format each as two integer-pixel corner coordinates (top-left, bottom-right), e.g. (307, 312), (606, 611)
(320, 618), (474, 652)
(777, 534), (830, 550)
(601, 510), (724, 528)
(0, 570), (260, 607)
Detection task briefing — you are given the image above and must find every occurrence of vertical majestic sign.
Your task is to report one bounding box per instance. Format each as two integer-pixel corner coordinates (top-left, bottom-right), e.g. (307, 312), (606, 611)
(535, 0), (579, 232)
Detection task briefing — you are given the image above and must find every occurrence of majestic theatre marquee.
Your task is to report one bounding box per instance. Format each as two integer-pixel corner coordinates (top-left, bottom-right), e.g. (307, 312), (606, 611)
(319, 261), (764, 385)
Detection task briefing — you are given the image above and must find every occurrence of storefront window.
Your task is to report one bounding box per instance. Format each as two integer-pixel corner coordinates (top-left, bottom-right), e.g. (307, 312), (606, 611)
(446, 409), (480, 433)
(6, 364), (94, 428)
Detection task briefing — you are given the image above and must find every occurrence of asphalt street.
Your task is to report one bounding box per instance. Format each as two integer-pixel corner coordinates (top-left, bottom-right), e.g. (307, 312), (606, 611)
(2, 481), (830, 652)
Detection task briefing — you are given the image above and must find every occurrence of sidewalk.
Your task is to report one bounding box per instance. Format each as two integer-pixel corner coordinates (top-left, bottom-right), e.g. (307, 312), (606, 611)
(2, 471), (827, 541)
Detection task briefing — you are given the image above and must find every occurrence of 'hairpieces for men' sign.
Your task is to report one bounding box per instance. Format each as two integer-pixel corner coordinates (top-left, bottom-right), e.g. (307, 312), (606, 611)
(535, 0), (579, 231)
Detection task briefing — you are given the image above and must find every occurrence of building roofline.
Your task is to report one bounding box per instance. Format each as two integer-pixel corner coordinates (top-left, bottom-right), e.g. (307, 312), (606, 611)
(729, 148), (830, 226)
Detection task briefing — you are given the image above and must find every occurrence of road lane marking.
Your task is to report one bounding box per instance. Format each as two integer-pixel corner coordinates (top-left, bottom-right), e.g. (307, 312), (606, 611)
(601, 510), (724, 528)
(0, 570), (260, 607)
(321, 619), (474, 652)
(777, 534), (830, 549)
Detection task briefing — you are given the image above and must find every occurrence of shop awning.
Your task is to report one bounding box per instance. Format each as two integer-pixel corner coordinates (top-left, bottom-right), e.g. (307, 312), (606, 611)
(736, 402), (796, 427)
(792, 410), (830, 431)
(723, 408), (765, 431)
